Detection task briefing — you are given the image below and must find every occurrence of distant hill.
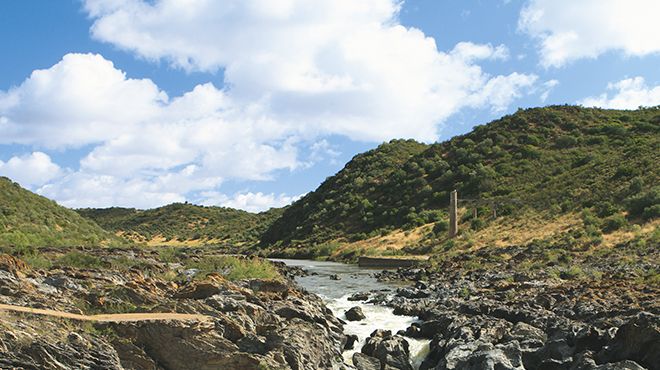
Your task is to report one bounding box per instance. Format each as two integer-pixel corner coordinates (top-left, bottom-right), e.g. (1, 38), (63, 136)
(0, 177), (128, 248)
(260, 106), (659, 257)
(77, 203), (283, 246)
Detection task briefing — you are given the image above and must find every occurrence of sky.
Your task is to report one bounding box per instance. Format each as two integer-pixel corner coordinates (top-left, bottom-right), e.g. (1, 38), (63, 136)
(1, 0), (659, 212)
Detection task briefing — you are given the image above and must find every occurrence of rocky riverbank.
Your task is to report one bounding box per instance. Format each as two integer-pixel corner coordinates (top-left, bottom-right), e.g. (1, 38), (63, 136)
(0, 250), (347, 369)
(346, 265), (659, 370)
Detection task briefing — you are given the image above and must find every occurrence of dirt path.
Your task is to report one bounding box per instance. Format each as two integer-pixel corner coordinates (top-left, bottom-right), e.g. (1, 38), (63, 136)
(0, 303), (212, 323)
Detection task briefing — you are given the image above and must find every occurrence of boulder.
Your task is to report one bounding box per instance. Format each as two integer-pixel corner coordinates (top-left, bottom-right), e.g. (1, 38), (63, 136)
(597, 312), (660, 369)
(345, 334), (359, 350)
(396, 287), (430, 299)
(173, 282), (221, 299)
(448, 341), (525, 370)
(362, 330), (412, 370)
(348, 292), (370, 301)
(346, 306), (366, 321)
(353, 352), (381, 370)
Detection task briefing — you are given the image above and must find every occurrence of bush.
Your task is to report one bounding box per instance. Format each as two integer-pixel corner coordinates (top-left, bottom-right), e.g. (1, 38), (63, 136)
(470, 218), (485, 231)
(626, 187), (660, 220)
(556, 135), (578, 148)
(433, 220), (449, 234)
(602, 214), (627, 233)
(57, 252), (103, 269)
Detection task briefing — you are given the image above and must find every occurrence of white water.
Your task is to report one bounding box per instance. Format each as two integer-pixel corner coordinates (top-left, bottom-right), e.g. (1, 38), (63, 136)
(272, 259), (430, 369)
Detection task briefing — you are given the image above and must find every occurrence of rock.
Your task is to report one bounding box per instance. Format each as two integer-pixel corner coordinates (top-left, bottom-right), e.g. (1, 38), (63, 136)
(348, 292), (370, 301)
(0, 254), (28, 276)
(572, 351), (647, 370)
(173, 282), (221, 299)
(362, 330), (412, 370)
(345, 306), (366, 321)
(353, 352), (381, 370)
(329, 274), (341, 281)
(44, 275), (83, 291)
(446, 341), (525, 370)
(345, 334), (359, 350)
(597, 312), (660, 369)
(249, 279), (289, 294)
(396, 287), (430, 299)
(530, 338), (574, 369)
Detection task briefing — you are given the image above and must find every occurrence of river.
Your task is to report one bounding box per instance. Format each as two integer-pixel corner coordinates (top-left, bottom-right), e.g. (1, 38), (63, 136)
(273, 259), (429, 369)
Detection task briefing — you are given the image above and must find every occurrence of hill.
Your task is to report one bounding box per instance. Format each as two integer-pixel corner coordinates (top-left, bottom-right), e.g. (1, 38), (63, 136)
(77, 203), (283, 246)
(0, 177), (128, 248)
(260, 106), (660, 259)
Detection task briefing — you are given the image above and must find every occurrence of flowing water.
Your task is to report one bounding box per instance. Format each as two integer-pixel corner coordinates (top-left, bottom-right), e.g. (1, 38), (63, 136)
(273, 259), (429, 369)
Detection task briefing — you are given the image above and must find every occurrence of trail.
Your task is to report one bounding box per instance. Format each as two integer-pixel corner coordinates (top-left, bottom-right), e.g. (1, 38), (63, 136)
(0, 303), (212, 322)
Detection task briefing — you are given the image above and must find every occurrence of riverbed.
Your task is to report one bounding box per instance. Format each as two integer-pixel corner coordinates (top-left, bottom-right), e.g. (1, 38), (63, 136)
(273, 259), (429, 368)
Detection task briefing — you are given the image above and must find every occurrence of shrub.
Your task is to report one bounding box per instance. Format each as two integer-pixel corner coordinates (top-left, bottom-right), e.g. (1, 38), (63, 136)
(626, 187), (660, 220)
(433, 220), (449, 234)
(21, 254), (52, 270)
(602, 214), (627, 233)
(556, 135), (578, 148)
(57, 252), (102, 269)
(188, 256), (280, 281)
(470, 218), (485, 231)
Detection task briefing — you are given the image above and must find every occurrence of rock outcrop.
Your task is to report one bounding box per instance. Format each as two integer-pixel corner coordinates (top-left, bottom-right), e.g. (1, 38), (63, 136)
(0, 250), (346, 370)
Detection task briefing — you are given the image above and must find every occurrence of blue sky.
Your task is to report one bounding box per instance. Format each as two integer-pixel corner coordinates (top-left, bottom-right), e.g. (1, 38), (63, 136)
(1, 0), (659, 211)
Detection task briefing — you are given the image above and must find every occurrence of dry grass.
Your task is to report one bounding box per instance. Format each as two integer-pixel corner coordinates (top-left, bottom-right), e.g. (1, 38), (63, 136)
(601, 219), (660, 248)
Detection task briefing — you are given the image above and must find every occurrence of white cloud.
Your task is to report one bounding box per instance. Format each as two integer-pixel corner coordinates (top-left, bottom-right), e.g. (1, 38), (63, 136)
(0, 53), (166, 148)
(0, 1), (540, 209)
(539, 79), (559, 102)
(519, 0), (660, 68)
(82, 0), (536, 142)
(38, 172), (187, 209)
(0, 152), (62, 187)
(199, 191), (303, 213)
(579, 77), (660, 109)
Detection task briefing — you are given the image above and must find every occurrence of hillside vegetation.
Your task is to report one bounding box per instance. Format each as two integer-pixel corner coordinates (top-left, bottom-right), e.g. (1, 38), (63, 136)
(77, 203), (283, 246)
(260, 106), (660, 259)
(0, 177), (128, 248)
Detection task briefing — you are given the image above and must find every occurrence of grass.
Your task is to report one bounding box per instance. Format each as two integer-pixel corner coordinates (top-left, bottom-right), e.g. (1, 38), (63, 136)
(56, 252), (103, 269)
(21, 253), (53, 270)
(186, 255), (281, 281)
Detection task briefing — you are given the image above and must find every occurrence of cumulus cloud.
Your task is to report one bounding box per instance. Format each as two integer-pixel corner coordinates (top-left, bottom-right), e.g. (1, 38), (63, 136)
(82, 0), (537, 142)
(0, 54), (166, 148)
(519, 0), (660, 68)
(0, 152), (62, 187)
(579, 77), (660, 109)
(199, 191), (304, 213)
(0, 0), (540, 209)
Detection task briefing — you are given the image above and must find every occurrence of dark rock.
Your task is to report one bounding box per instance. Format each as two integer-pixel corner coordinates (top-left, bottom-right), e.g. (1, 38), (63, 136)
(572, 351), (646, 370)
(597, 312), (660, 370)
(345, 306), (366, 321)
(443, 341), (525, 370)
(329, 274), (341, 280)
(396, 287), (429, 299)
(362, 330), (412, 370)
(345, 334), (359, 350)
(353, 352), (381, 370)
(172, 282), (221, 299)
(348, 292), (370, 301)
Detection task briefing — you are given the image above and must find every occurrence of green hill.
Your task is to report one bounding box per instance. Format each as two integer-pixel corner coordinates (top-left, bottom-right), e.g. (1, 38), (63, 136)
(260, 106), (659, 258)
(77, 203), (283, 246)
(0, 177), (128, 248)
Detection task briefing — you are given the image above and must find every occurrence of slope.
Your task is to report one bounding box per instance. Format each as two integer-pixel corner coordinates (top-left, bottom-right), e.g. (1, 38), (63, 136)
(78, 203), (283, 246)
(0, 177), (128, 248)
(260, 106), (660, 257)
